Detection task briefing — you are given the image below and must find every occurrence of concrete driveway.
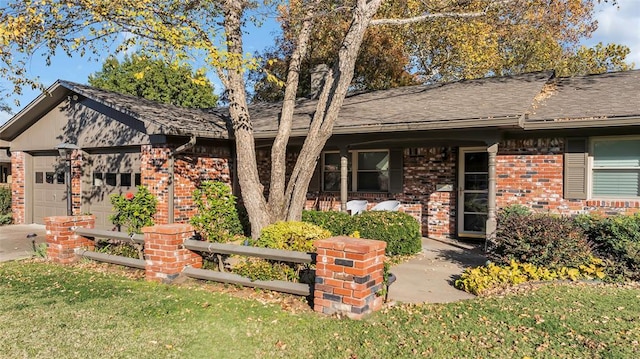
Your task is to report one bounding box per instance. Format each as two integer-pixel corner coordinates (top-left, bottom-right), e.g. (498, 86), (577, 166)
(0, 224), (47, 262)
(388, 237), (487, 304)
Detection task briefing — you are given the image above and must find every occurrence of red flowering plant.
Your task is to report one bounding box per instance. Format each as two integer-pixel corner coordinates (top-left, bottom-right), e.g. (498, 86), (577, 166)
(109, 186), (157, 234)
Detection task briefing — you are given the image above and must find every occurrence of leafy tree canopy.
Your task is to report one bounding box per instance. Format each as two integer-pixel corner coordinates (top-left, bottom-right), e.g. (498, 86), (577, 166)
(251, 0), (632, 102)
(88, 53), (218, 108)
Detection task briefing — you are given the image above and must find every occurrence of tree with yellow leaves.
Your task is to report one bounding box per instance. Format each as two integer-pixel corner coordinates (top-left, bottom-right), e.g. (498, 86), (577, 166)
(0, 0), (631, 236)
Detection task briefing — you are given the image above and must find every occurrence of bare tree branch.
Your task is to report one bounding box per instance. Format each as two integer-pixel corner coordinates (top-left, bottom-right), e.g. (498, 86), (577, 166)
(371, 11), (486, 26)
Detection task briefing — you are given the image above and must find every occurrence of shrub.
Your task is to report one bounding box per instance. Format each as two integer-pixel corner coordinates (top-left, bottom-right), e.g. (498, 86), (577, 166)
(0, 186), (10, 214)
(488, 208), (592, 268)
(251, 221), (331, 252)
(455, 258), (606, 295)
(576, 213), (640, 281)
(301, 210), (354, 236)
(233, 259), (298, 282)
(190, 181), (243, 243)
(109, 186), (157, 235)
(0, 186), (11, 225)
(236, 221), (330, 283)
(352, 211), (422, 256)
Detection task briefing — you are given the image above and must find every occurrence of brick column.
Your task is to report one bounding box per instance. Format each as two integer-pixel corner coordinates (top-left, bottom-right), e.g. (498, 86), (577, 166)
(143, 223), (202, 283)
(11, 151), (26, 224)
(314, 236), (387, 319)
(141, 145), (171, 224)
(45, 215), (95, 264)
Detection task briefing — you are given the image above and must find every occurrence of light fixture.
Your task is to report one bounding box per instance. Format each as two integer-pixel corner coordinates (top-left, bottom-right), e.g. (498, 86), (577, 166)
(54, 143), (80, 216)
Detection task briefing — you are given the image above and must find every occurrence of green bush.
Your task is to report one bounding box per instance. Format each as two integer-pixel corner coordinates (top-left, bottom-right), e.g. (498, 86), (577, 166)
(301, 210), (354, 236)
(455, 258), (606, 295)
(237, 221), (330, 283)
(251, 221), (331, 252)
(352, 211), (422, 256)
(190, 181), (243, 243)
(0, 186), (10, 214)
(233, 259), (298, 282)
(0, 186), (11, 225)
(576, 213), (640, 281)
(109, 186), (157, 235)
(488, 208), (592, 268)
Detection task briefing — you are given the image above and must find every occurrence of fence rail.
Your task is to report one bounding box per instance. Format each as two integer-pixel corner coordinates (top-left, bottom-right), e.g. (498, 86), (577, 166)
(182, 240), (314, 264)
(76, 249), (146, 269)
(182, 267), (311, 296)
(74, 228), (144, 245)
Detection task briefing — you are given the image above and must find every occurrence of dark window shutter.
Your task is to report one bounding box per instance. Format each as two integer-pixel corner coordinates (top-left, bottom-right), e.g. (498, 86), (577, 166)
(389, 148), (404, 194)
(308, 158), (321, 193)
(564, 138), (588, 200)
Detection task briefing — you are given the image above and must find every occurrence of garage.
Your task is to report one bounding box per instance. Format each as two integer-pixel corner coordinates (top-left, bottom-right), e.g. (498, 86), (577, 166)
(84, 151), (142, 230)
(33, 154), (67, 223)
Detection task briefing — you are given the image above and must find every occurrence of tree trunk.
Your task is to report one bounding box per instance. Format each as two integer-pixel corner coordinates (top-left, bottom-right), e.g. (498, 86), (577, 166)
(222, 0), (271, 238)
(283, 0), (385, 220)
(268, 3), (317, 220)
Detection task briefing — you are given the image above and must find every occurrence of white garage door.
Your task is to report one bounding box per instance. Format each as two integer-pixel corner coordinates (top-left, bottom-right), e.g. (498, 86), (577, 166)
(33, 155), (67, 224)
(85, 152), (142, 230)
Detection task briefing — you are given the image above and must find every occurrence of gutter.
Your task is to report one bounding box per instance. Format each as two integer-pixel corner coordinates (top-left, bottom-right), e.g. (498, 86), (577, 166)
(168, 135), (197, 223)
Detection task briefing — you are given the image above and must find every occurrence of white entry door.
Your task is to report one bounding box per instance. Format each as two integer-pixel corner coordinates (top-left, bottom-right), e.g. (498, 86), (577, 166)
(458, 148), (488, 238)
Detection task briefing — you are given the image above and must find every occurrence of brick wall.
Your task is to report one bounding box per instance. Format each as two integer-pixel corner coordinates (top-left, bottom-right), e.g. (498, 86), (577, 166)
(141, 145), (172, 224)
(496, 138), (639, 216)
(399, 147), (457, 238)
(10, 151), (26, 224)
(141, 144), (232, 225)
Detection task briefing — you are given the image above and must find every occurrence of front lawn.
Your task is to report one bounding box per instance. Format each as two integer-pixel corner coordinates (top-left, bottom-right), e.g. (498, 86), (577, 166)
(1, 261), (639, 358)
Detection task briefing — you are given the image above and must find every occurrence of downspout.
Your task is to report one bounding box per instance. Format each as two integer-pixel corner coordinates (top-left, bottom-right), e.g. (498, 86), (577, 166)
(168, 135), (197, 223)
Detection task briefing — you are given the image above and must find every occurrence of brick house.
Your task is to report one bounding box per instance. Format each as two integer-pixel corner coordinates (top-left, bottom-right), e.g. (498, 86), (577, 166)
(1, 70), (639, 239)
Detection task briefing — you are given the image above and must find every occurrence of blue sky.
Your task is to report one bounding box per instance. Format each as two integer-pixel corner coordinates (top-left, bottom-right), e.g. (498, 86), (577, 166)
(1, 0), (639, 125)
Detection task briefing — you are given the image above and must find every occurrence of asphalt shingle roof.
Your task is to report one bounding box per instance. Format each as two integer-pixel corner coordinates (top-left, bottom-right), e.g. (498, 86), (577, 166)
(248, 71), (554, 136)
(59, 81), (230, 138)
(526, 70), (640, 122)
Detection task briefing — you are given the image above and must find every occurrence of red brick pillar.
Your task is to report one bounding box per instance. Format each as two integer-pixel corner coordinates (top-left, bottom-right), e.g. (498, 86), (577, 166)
(141, 145), (171, 224)
(143, 223), (202, 283)
(10, 151), (26, 224)
(314, 236), (387, 319)
(45, 215), (95, 264)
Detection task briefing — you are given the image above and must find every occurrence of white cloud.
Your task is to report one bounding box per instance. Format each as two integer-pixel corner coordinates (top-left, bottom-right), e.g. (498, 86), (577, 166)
(587, 0), (640, 67)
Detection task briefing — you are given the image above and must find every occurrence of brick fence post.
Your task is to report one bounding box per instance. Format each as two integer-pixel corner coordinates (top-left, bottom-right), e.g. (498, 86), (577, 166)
(143, 223), (202, 283)
(313, 236), (387, 319)
(45, 215), (95, 264)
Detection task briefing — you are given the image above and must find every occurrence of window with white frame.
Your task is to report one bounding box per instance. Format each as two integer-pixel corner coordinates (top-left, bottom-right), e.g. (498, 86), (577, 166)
(591, 137), (640, 198)
(322, 150), (389, 192)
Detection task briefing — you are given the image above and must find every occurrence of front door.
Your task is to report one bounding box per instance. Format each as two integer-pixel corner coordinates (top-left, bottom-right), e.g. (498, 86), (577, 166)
(458, 148), (488, 238)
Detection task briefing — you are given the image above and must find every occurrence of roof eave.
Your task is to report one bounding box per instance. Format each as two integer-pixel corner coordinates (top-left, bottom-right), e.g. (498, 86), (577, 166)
(523, 116), (640, 130)
(0, 81), (70, 141)
(253, 116), (520, 139)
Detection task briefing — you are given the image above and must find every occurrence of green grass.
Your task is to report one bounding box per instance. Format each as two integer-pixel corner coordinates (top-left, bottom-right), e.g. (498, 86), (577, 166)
(1, 261), (639, 358)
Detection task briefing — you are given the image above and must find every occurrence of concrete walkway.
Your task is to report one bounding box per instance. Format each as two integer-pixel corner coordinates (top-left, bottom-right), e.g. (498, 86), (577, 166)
(387, 237), (487, 304)
(0, 224), (46, 262)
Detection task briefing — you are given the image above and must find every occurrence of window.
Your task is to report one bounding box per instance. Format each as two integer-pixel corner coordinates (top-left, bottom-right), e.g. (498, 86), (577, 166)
(591, 138), (640, 198)
(56, 171), (65, 185)
(120, 173), (132, 187)
(135, 173), (141, 186)
(322, 150), (389, 192)
(93, 173), (103, 186)
(105, 173), (117, 186)
(35, 172), (44, 184)
(45, 172), (55, 184)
